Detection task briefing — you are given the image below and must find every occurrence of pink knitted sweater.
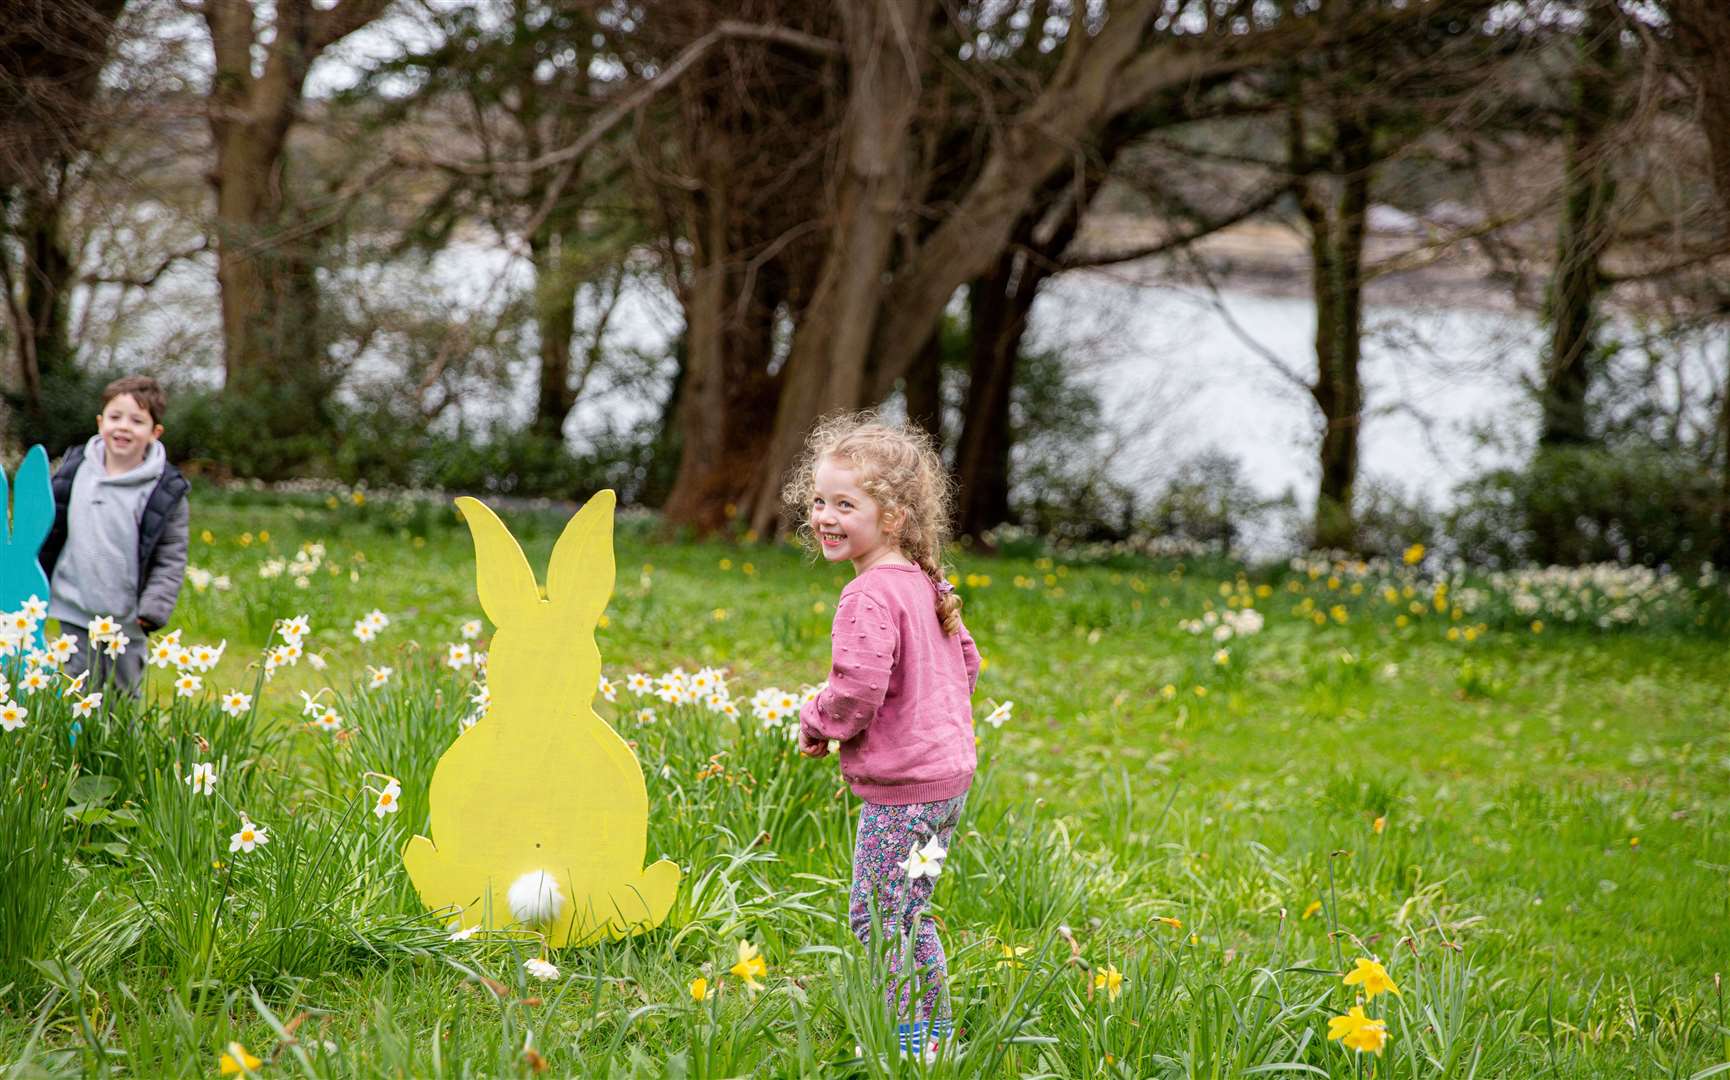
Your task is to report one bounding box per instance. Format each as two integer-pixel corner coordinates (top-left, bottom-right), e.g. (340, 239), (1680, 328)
(798, 562), (980, 805)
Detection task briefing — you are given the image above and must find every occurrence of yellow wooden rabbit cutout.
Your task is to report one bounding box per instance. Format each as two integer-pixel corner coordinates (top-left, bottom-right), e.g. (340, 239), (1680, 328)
(403, 491), (679, 946)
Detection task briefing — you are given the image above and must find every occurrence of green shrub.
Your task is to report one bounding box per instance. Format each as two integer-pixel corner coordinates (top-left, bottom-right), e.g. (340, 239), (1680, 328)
(1447, 445), (1723, 569)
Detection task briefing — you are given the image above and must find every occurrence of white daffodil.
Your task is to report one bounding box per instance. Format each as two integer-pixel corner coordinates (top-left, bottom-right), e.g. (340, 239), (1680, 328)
(367, 665), (393, 689)
(187, 761), (217, 795)
(87, 615), (120, 640)
(626, 672), (652, 694)
(0, 700), (25, 732)
(228, 818), (268, 853)
(523, 957), (559, 980)
(902, 836), (948, 881)
(150, 640), (178, 668)
(19, 667), (49, 695)
(460, 619), (482, 640)
(175, 673), (203, 698)
(983, 701), (1013, 729)
(49, 634), (77, 664)
(278, 614), (311, 642)
(306, 652), (327, 671)
(313, 709), (342, 733)
(71, 692), (101, 719)
(353, 620), (376, 643)
(220, 690), (253, 717)
(22, 595), (47, 621)
(102, 633), (130, 658)
(373, 781), (401, 818)
(365, 608), (390, 630)
(449, 926), (478, 942)
(445, 643), (471, 670)
(598, 675), (617, 702)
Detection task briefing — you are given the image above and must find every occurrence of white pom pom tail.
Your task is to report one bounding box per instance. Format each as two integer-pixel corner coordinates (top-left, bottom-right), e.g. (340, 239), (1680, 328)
(507, 870), (565, 926)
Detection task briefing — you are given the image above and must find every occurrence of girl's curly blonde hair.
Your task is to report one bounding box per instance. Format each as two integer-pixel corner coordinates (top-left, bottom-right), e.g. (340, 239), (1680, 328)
(783, 411), (964, 635)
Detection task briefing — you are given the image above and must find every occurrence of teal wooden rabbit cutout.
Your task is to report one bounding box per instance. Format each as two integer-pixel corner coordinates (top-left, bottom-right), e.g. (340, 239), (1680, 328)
(0, 446), (54, 650)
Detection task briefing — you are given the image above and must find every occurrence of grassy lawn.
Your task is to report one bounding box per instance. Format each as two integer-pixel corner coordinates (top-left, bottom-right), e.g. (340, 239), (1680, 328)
(2, 488), (1727, 1077)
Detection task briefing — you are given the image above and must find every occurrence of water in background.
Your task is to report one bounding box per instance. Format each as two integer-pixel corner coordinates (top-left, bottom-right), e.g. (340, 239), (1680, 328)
(82, 236), (1719, 554)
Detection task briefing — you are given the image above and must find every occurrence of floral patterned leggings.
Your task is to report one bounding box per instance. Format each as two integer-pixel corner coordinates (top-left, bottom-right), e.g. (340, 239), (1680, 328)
(848, 792), (968, 1026)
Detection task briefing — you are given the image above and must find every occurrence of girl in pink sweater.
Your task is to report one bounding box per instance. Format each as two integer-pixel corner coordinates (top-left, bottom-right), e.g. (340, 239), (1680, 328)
(789, 413), (980, 1057)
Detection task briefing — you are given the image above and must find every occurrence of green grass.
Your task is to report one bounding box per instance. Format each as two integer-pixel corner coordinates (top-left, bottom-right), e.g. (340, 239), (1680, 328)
(2, 487), (1728, 1077)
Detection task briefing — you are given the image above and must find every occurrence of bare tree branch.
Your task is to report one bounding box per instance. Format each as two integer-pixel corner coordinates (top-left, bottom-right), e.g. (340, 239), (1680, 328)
(395, 21), (842, 179)
(1061, 181), (1294, 270)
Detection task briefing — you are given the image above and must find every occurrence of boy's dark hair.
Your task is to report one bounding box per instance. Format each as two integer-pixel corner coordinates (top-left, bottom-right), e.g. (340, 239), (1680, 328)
(101, 375), (168, 424)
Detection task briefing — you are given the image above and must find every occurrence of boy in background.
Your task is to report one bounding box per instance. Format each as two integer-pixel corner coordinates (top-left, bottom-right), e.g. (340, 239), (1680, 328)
(39, 375), (190, 693)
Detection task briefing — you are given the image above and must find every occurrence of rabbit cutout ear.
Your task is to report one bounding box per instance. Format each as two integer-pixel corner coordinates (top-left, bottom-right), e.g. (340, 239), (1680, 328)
(0, 446), (55, 647)
(9, 446), (53, 554)
(544, 490), (615, 625)
(455, 497), (543, 625)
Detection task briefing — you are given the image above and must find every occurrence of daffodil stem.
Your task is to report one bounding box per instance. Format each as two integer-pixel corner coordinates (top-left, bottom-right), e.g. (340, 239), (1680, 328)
(1327, 854), (1346, 974)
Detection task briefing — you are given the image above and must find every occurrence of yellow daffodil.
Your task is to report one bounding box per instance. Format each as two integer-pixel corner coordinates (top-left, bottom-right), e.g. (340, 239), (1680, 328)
(1328, 1005), (1390, 1054)
(689, 976), (709, 1003)
(218, 1042), (261, 1075)
(997, 943), (1030, 969)
(1093, 964), (1126, 1001)
(1328, 1004), (1375, 1044)
(1302, 900), (1323, 920)
(1345, 1017), (1388, 1054)
(1156, 916), (1182, 929)
(730, 939), (766, 992)
(1342, 956), (1401, 999)
(1402, 543), (1425, 565)
(1372, 816), (1386, 834)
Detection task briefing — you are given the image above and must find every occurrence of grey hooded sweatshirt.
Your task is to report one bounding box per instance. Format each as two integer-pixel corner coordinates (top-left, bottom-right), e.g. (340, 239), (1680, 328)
(48, 435), (188, 632)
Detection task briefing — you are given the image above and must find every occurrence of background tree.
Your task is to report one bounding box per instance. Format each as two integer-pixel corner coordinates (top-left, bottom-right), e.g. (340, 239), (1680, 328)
(0, 0), (128, 427)
(1538, 0), (1624, 450)
(196, 0), (393, 441)
(363, 1), (638, 442)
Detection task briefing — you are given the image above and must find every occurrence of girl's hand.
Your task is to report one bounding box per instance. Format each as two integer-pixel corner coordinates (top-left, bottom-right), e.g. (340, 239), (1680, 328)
(798, 731), (829, 758)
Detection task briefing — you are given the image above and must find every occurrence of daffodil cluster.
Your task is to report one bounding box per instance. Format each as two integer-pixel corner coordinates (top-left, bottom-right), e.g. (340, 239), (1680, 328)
(1326, 955), (1400, 1056)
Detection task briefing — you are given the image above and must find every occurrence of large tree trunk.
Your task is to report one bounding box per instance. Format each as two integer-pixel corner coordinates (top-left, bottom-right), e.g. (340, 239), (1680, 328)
(14, 180), (75, 409)
(201, 0), (390, 445)
(660, 138), (785, 533)
(953, 164), (1095, 540)
(1539, 0), (1620, 449)
(954, 267), (1022, 539)
(742, 0), (935, 537)
(1667, 0), (1730, 562)
(1299, 111), (1372, 552)
(902, 332), (943, 448)
(529, 229), (580, 439)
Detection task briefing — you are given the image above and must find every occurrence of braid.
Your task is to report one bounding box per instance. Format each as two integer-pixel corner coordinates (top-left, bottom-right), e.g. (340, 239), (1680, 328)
(917, 554), (964, 637)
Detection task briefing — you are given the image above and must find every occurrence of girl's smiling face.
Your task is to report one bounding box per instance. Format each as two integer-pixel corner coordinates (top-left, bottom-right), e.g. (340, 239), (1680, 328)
(810, 457), (904, 572)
